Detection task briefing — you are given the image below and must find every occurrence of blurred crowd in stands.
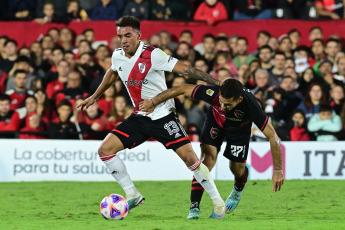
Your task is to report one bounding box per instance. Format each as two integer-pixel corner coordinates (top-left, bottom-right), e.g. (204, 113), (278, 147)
(1, 0), (345, 141)
(1, 0), (345, 22)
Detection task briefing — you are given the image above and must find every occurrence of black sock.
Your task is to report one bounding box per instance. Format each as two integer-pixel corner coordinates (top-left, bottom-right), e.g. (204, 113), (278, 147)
(234, 166), (249, 192)
(190, 176), (204, 209)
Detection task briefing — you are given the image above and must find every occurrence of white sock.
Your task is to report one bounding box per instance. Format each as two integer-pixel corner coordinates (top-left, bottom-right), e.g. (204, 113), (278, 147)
(101, 154), (140, 199)
(189, 160), (224, 206)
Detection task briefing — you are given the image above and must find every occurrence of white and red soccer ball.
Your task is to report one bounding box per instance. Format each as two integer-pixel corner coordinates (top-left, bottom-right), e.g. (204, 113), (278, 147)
(100, 194), (129, 220)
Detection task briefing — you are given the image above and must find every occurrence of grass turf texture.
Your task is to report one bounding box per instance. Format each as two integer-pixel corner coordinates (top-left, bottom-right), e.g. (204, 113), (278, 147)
(1, 180), (344, 230)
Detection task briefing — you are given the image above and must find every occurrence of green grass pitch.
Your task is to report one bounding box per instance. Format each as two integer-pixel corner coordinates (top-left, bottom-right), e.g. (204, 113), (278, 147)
(1, 180), (344, 230)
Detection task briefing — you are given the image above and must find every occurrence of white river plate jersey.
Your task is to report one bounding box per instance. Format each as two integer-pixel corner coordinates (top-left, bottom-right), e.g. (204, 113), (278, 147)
(111, 41), (178, 120)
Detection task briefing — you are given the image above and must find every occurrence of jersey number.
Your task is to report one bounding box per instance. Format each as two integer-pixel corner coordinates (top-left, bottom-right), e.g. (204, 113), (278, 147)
(230, 145), (246, 158)
(164, 121), (180, 136)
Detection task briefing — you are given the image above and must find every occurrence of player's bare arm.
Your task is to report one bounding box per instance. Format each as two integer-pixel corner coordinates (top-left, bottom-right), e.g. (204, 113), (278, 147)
(173, 61), (220, 85)
(139, 84), (197, 115)
(262, 121), (285, 192)
(77, 68), (119, 110)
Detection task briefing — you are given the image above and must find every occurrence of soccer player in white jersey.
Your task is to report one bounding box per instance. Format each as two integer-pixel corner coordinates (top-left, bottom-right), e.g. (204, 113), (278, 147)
(77, 16), (226, 218)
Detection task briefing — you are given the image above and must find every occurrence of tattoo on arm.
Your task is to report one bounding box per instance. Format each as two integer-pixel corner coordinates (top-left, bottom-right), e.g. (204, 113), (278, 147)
(185, 66), (219, 85)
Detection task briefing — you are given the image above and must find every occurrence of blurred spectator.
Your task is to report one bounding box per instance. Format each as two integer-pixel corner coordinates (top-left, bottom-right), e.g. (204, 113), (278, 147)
(335, 56), (345, 82)
(268, 36), (279, 53)
(123, 0), (150, 20)
(159, 31), (178, 51)
(251, 69), (272, 97)
(294, 46), (310, 74)
(77, 102), (108, 138)
(214, 36), (229, 53)
(47, 27), (60, 44)
(228, 35), (238, 57)
(41, 35), (55, 49)
(34, 2), (65, 24)
(76, 40), (93, 60)
(288, 29), (301, 50)
(328, 84), (345, 114)
(216, 68), (231, 81)
(59, 27), (74, 52)
(95, 45), (110, 70)
(34, 89), (54, 123)
(325, 38), (341, 72)
(0, 69), (7, 93)
(0, 36), (9, 60)
(269, 51), (286, 87)
(98, 85), (116, 116)
(67, 0), (89, 21)
(194, 58), (210, 73)
(64, 51), (77, 70)
(0, 94), (21, 135)
(233, 37), (257, 68)
(271, 76), (302, 124)
(83, 29), (95, 44)
(212, 50), (237, 79)
(297, 67), (319, 97)
(6, 56), (36, 91)
(310, 39), (325, 66)
(149, 34), (162, 48)
(0, 39), (18, 73)
(308, 26), (323, 43)
(279, 35), (293, 58)
(80, 0), (99, 14)
(77, 52), (104, 91)
(193, 0), (228, 25)
(174, 42), (196, 63)
(46, 60), (70, 99)
(36, 0), (68, 18)
(237, 63), (251, 87)
(297, 82), (327, 120)
(150, 0), (174, 20)
(49, 99), (79, 139)
(289, 109), (310, 141)
(315, 0), (345, 19)
(247, 60), (260, 89)
(233, 0), (273, 20)
(55, 71), (89, 107)
(6, 70), (33, 110)
(196, 34), (216, 70)
(276, 0), (308, 19)
(179, 30), (193, 45)
(318, 59), (343, 95)
(258, 45), (273, 70)
(308, 104), (342, 141)
(251, 30), (271, 57)
(91, 0), (119, 20)
(19, 112), (47, 139)
(9, 0), (36, 21)
(107, 95), (127, 128)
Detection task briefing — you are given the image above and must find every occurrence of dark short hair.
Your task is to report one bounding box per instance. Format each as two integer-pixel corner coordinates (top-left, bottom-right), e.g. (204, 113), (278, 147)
(116, 16), (140, 31)
(0, 94), (11, 102)
(257, 30), (271, 38)
(180, 30), (193, 37)
(203, 33), (215, 42)
(259, 45), (273, 53)
(309, 26), (322, 34)
(83, 28), (94, 34)
(326, 38), (341, 46)
(288, 29), (301, 36)
(15, 55), (31, 64)
(57, 99), (72, 108)
(274, 51), (286, 59)
(14, 69), (27, 77)
(4, 39), (17, 47)
(237, 37), (248, 45)
(319, 103), (332, 113)
(220, 79), (243, 99)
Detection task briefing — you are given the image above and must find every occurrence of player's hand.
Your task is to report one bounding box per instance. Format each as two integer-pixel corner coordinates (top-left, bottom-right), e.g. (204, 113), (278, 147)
(139, 99), (155, 115)
(77, 96), (96, 111)
(272, 171), (284, 192)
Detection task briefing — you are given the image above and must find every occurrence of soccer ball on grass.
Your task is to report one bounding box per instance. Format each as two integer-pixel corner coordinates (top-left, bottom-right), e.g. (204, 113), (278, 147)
(100, 194), (129, 220)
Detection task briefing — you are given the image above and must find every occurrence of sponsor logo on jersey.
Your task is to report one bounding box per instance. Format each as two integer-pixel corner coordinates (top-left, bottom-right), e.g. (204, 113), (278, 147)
(210, 127), (219, 139)
(124, 79), (149, 86)
(138, 62), (146, 73)
(206, 89), (214, 96)
(234, 110), (244, 118)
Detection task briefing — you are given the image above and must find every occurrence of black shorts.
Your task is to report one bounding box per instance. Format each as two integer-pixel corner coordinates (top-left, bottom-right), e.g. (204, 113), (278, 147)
(200, 114), (250, 163)
(111, 112), (190, 152)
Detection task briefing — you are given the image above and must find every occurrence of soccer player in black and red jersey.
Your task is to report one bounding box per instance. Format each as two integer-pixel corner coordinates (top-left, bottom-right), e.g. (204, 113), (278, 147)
(140, 78), (285, 219)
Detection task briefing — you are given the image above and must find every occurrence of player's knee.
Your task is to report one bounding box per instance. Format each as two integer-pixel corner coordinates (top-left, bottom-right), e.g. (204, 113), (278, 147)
(202, 156), (216, 170)
(98, 145), (117, 157)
